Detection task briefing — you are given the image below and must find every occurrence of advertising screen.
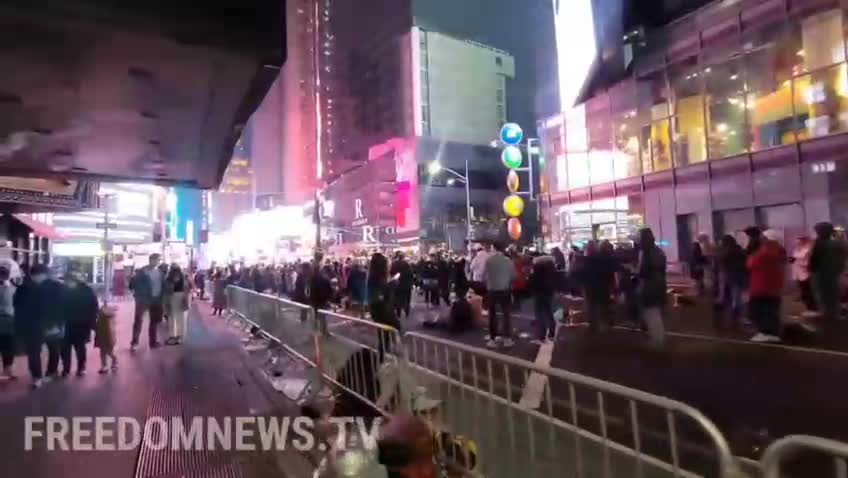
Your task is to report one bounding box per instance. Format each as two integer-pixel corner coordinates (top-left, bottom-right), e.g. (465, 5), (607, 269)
(554, 0), (597, 110)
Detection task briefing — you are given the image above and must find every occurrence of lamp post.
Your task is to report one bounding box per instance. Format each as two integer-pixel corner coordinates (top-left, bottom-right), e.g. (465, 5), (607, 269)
(428, 159), (472, 239)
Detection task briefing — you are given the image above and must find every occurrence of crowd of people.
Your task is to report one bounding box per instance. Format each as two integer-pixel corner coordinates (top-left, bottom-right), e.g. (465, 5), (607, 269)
(689, 221), (848, 343)
(203, 226), (670, 350)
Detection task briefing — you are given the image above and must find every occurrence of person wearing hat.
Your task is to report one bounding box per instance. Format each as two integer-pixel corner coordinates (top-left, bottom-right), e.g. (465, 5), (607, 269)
(13, 264), (66, 388)
(746, 230), (786, 343)
(809, 222), (847, 322)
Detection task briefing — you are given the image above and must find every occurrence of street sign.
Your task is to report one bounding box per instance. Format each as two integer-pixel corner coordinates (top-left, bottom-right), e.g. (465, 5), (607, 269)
(96, 222), (118, 229)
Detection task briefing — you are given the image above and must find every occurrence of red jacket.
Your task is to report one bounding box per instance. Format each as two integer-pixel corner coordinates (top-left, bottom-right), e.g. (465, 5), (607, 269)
(747, 241), (786, 297)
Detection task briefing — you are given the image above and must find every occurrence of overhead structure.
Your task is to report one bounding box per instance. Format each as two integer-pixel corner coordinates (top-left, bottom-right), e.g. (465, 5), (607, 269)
(0, 0), (286, 192)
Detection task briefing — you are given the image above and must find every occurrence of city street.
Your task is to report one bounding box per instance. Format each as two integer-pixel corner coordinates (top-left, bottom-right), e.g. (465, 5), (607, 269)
(394, 292), (848, 462)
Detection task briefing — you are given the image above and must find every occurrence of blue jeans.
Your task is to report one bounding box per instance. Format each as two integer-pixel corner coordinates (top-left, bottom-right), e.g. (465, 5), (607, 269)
(534, 295), (555, 340)
(721, 283), (744, 326)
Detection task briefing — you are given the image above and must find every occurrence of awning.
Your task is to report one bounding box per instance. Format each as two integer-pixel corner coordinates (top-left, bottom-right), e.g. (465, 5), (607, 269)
(10, 214), (64, 240)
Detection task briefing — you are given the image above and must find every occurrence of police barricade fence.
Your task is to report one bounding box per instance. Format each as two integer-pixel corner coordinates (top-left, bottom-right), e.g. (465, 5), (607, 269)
(225, 286), (848, 478)
(760, 435), (848, 478)
(403, 332), (740, 478)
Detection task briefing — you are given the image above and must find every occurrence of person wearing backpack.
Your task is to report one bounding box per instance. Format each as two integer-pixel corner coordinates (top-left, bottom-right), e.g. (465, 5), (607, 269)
(0, 266), (16, 379)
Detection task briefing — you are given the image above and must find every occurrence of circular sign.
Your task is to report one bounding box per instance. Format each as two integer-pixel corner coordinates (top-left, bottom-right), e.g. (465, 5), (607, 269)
(503, 194), (525, 217)
(501, 146), (523, 169)
(507, 217), (522, 241)
(506, 170), (520, 193)
(500, 123), (524, 145)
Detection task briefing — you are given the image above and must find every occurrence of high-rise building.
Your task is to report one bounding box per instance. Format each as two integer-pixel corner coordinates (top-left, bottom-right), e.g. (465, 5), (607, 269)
(412, 28), (515, 145)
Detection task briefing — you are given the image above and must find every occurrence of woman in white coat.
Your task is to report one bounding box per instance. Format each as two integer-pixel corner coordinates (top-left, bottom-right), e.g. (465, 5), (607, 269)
(163, 265), (191, 345)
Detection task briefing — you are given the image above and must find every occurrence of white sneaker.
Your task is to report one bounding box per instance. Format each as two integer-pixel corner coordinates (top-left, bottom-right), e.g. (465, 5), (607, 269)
(98, 367), (109, 374)
(750, 333), (782, 343)
(801, 310), (821, 318)
(31, 379), (43, 389)
(485, 339), (499, 349)
(502, 338), (515, 347)
(799, 322), (818, 333)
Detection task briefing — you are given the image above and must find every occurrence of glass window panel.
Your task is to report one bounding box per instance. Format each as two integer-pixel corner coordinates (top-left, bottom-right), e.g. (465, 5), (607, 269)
(612, 111), (641, 179)
(792, 63), (848, 140)
(642, 120), (672, 171)
(669, 56), (707, 166)
(637, 72), (670, 121)
(706, 58), (748, 158)
(791, 8), (845, 75)
(587, 96), (612, 185)
(744, 21), (799, 150)
(567, 151), (590, 189)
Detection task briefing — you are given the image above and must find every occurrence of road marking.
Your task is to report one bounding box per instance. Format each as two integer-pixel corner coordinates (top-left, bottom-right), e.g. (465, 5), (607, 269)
(518, 325), (558, 409)
(610, 326), (848, 358)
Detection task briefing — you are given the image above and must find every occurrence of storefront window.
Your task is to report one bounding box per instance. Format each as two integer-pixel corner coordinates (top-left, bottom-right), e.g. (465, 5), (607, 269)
(669, 56), (707, 166)
(793, 7), (845, 73)
(612, 111), (641, 178)
(567, 151), (590, 189)
(637, 72), (671, 171)
(705, 58), (748, 158)
(587, 95), (613, 185)
(744, 21), (799, 150)
(564, 105), (590, 188)
(791, 62), (848, 139)
(641, 119), (672, 171)
(610, 82), (641, 179)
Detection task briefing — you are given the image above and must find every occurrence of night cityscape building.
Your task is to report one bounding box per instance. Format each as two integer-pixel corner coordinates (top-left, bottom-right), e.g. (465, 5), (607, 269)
(539, 0), (848, 266)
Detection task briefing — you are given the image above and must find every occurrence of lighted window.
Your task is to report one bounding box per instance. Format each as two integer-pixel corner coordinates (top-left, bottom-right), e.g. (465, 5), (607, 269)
(744, 19), (798, 150)
(637, 72), (671, 171)
(791, 63), (848, 140)
(705, 58), (748, 158)
(669, 56), (707, 166)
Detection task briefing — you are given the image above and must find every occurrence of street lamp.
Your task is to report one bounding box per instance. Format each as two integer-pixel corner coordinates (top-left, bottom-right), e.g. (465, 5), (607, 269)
(429, 160), (472, 239)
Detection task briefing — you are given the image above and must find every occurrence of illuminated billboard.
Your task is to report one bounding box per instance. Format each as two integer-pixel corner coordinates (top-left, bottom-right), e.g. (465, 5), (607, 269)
(554, 0), (597, 110)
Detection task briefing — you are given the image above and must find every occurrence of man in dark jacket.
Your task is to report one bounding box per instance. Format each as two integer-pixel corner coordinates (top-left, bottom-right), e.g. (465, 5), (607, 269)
(129, 253), (165, 350)
(14, 264), (66, 388)
(638, 228), (667, 347)
(528, 255), (558, 342)
(390, 253), (414, 319)
(581, 241), (620, 333)
(809, 222), (846, 322)
(61, 268), (99, 377)
(717, 235), (748, 330)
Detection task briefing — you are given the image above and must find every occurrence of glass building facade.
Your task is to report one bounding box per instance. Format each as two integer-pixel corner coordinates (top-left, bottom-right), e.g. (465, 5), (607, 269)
(540, 0), (848, 265)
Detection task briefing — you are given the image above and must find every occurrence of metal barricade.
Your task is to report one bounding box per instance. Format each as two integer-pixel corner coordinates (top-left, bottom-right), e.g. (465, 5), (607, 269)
(315, 309), (411, 417)
(404, 332), (739, 478)
(760, 435), (848, 478)
(225, 286), (324, 403)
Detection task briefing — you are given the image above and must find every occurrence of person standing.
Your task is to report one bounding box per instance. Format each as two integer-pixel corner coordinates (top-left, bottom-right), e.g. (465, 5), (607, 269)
(60, 267), (99, 377)
(14, 264), (65, 388)
(809, 222), (846, 323)
(95, 304), (118, 373)
(791, 236), (818, 317)
(469, 246), (490, 298)
(637, 229), (667, 348)
(0, 266), (16, 379)
(717, 235), (748, 330)
(484, 243), (516, 348)
(436, 252), (451, 307)
(390, 252), (414, 319)
(746, 232), (786, 343)
(528, 254), (557, 343)
(193, 268), (206, 300)
(129, 253), (165, 351)
(211, 270), (228, 316)
(367, 253), (400, 359)
(164, 264), (190, 345)
(582, 241), (620, 333)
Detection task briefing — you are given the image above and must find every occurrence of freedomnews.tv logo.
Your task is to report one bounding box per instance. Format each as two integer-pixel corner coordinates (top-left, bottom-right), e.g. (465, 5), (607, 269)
(25, 416), (381, 452)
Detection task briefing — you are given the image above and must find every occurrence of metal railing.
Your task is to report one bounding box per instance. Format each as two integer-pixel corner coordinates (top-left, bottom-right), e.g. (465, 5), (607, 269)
(222, 285), (848, 478)
(404, 332), (738, 478)
(760, 435), (848, 478)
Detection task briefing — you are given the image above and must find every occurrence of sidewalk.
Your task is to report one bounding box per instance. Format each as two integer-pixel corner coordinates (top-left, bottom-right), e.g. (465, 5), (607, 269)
(0, 299), (314, 478)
